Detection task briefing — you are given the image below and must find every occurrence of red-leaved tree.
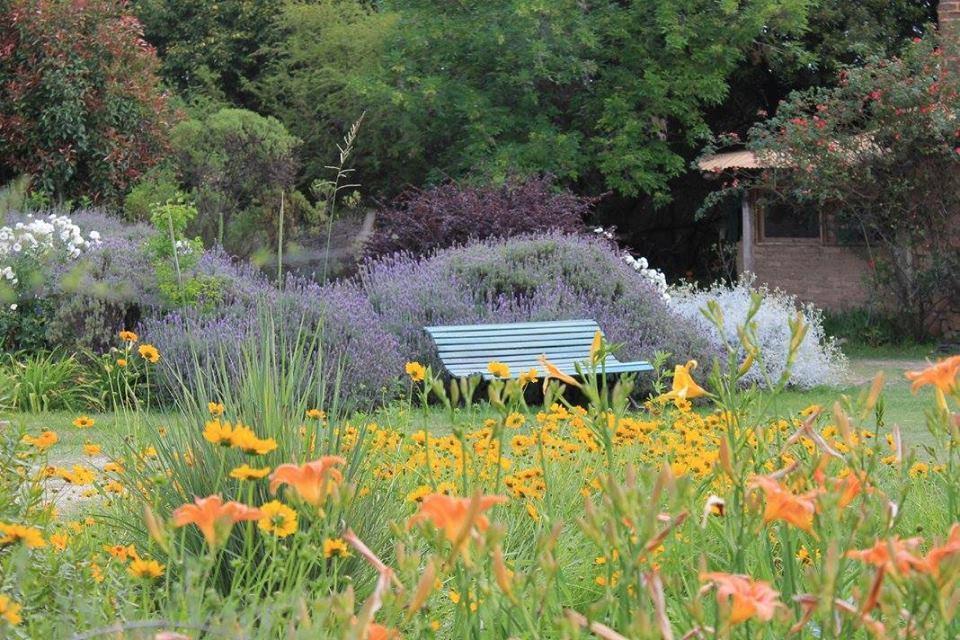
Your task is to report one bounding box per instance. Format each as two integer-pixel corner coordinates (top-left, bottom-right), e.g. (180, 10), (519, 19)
(705, 34), (960, 338)
(0, 0), (173, 203)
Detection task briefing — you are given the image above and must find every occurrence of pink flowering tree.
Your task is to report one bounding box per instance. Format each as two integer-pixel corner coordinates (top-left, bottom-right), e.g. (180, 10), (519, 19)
(710, 35), (960, 338)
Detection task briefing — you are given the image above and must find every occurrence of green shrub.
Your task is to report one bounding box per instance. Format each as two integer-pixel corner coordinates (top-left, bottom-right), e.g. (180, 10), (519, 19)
(170, 108), (301, 254)
(123, 166), (183, 222)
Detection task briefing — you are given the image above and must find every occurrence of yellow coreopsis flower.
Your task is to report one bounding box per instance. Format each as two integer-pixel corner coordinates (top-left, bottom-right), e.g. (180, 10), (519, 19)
(405, 361), (427, 382)
(207, 402), (225, 417)
(322, 537), (350, 559)
(203, 419), (234, 446)
(137, 344), (160, 363)
(505, 412), (525, 429)
(72, 415), (95, 429)
(517, 368), (539, 386)
(118, 330), (138, 343)
(49, 532), (69, 551)
(257, 501), (298, 537)
(229, 464), (272, 481)
(128, 558), (164, 579)
(22, 430), (58, 450)
(0, 595), (22, 626)
(487, 361), (511, 379)
(0, 523), (46, 548)
(229, 425), (277, 456)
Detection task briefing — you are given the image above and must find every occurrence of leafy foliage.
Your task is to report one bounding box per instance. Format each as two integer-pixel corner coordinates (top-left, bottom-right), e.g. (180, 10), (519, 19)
(0, 0), (173, 203)
(258, 0), (810, 202)
(365, 176), (592, 258)
(133, 0), (283, 108)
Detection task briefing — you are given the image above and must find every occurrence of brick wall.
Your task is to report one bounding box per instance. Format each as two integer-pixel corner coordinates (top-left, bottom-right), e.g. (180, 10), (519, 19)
(743, 241), (872, 310)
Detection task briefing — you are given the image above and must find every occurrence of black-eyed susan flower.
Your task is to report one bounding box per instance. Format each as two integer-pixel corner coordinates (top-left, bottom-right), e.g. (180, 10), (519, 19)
(72, 416), (95, 429)
(257, 501), (298, 537)
(322, 537), (350, 559)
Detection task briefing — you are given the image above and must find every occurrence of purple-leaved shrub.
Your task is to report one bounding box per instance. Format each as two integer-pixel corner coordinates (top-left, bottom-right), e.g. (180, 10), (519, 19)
(364, 176), (592, 258)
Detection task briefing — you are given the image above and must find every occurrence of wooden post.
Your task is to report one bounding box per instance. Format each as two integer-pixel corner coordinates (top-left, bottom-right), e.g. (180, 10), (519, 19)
(740, 191), (754, 274)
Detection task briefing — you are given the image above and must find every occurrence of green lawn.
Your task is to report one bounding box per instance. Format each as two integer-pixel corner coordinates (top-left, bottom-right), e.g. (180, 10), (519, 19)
(2, 354), (942, 464)
(775, 355), (933, 444)
(0, 409), (175, 466)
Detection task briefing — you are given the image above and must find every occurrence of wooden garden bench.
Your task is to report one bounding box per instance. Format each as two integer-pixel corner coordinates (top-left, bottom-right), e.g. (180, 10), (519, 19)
(425, 319), (653, 380)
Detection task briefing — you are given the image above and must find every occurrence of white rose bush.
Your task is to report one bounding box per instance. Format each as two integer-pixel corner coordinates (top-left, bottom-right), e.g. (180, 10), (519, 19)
(0, 212), (101, 317)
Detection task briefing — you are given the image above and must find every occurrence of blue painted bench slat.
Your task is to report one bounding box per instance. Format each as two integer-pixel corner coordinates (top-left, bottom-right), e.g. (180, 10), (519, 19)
(425, 319), (653, 380)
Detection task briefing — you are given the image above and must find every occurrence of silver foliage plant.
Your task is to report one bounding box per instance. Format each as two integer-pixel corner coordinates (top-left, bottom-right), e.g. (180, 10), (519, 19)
(668, 275), (847, 389)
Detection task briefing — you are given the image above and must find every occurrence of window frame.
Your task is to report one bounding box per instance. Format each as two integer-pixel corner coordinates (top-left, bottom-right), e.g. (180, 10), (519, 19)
(754, 193), (824, 245)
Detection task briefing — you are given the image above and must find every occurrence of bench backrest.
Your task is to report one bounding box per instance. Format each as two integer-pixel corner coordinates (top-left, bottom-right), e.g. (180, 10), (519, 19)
(425, 319), (602, 378)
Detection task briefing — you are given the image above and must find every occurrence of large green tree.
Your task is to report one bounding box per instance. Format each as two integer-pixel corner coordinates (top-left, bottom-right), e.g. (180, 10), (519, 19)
(257, 0), (813, 202)
(132, 0), (282, 108)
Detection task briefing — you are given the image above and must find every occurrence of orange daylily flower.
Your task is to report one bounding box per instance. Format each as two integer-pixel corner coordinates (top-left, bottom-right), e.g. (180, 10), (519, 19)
(905, 355), (960, 394)
(700, 572), (782, 625)
(589, 330), (603, 363)
(367, 623), (400, 640)
(748, 475), (819, 534)
(171, 495), (263, 547)
(661, 360), (708, 401)
(268, 456), (346, 506)
(846, 536), (926, 575)
(919, 524), (960, 577)
(538, 355), (581, 388)
(408, 492), (506, 549)
(906, 355), (960, 410)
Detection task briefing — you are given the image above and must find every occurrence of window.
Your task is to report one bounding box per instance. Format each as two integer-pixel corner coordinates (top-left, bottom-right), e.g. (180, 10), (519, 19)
(757, 198), (821, 242)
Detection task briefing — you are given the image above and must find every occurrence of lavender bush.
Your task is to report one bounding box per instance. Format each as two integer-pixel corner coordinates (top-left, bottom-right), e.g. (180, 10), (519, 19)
(141, 252), (403, 409)
(358, 232), (715, 371)
(669, 276), (847, 389)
